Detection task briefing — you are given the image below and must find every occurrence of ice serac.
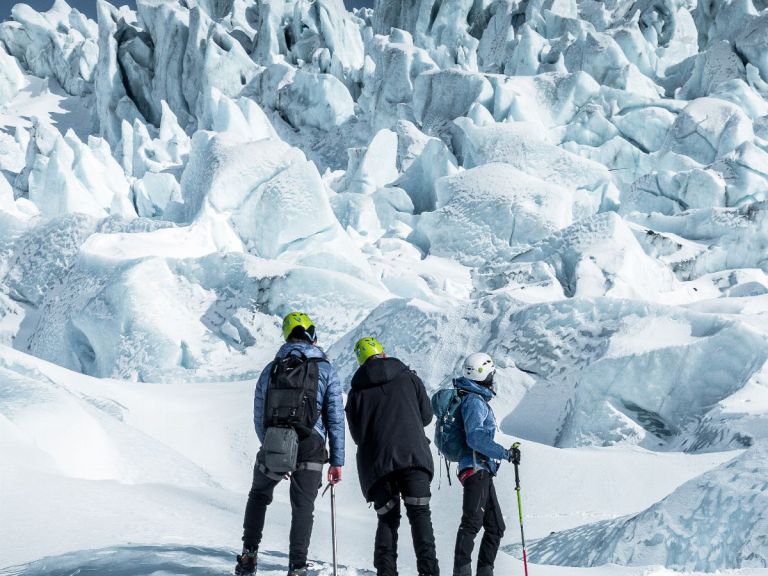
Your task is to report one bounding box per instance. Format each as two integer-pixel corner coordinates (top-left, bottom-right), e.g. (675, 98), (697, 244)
(663, 97), (754, 165)
(0, 0), (98, 97)
(502, 296), (768, 449)
(6, 215), (171, 312)
(414, 163), (576, 265)
(362, 29), (438, 131)
(627, 203), (768, 278)
(253, 0), (365, 88)
(21, 120), (135, 219)
(338, 128), (399, 195)
(180, 131), (372, 278)
(26, 237), (388, 381)
(392, 137), (458, 213)
(414, 69), (493, 135)
(455, 118), (620, 213)
(0, 44), (27, 103)
(95, 0), (144, 149)
(528, 442), (768, 571)
(278, 69), (355, 130)
(510, 212), (680, 300)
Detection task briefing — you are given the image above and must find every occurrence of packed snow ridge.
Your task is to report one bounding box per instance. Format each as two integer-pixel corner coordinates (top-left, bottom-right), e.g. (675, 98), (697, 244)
(1, 0), (768, 573)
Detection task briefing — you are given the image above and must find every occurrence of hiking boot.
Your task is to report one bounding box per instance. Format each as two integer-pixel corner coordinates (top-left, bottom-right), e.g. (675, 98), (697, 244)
(235, 548), (256, 575)
(452, 565), (471, 576)
(476, 566), (494, 576)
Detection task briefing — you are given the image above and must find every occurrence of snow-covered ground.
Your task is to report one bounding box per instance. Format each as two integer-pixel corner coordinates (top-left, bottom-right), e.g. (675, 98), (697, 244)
(0, 344), (747, 575)
(1, 0), (768, 574)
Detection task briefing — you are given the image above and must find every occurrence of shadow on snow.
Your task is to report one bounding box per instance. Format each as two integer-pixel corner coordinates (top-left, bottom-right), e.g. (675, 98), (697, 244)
(0, 545), (276, 576)
(0, 545), (375, 576)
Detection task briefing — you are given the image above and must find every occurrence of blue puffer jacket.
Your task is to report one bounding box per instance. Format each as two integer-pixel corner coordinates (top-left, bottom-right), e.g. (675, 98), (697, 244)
(455, 377), (509, 475)
(254, 341), (345, 467)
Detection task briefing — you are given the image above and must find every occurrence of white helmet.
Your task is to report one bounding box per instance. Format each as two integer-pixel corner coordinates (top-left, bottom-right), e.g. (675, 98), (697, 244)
(463, 352), (496, 383)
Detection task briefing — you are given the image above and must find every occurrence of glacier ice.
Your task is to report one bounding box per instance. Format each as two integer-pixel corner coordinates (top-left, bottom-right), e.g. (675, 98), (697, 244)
(528, 442), (768, 570)
(502, 296), (768, 449)
(414, 163), (577, 264)
(1, 0), (768, 571)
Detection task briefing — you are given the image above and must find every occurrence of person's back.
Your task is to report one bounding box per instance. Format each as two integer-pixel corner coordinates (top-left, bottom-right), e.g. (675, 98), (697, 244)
(235, 312), (344, 576)
(345, 338), (439, 576)
(347, 355), (433, 497)
(451, 353), (519, 576)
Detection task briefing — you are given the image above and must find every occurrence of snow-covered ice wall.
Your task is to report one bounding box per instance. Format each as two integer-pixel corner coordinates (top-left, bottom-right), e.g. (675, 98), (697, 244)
(1, 0), (768, 571)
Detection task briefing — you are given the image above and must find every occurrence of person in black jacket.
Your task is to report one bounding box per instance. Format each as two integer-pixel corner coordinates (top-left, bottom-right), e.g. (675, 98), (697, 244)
(345, 337), (439, 576)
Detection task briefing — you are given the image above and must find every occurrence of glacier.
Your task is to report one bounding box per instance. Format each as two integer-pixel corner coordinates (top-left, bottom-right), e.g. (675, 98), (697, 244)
(1, 0), (768, 573)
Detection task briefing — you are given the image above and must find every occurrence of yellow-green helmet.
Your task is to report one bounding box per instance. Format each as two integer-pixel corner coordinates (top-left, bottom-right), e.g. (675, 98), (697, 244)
(354, 337), (385, 366)
(282, 311), (316, 342)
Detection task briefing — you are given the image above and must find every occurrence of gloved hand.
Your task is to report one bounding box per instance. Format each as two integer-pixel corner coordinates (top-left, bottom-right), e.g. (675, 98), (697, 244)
(328, 466), (343, 485)
(507, 442), (521, 465)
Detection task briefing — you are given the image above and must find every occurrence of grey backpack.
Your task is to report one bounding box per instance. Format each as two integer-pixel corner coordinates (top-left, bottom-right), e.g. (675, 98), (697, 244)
(261, 353), (321, 474)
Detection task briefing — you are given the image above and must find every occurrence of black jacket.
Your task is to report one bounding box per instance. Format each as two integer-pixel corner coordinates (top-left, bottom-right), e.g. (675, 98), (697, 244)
(346, 357), (434, 501)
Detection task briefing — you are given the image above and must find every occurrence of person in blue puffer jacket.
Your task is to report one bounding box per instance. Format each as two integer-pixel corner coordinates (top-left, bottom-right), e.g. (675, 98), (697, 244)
(236, 312), (345, 576)
(253, 339), (346, 469)
(453, 353), (520, 576)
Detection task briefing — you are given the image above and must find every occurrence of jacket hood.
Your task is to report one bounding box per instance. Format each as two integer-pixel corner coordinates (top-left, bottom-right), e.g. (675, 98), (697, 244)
(454, 377), (495, 400)
(351, 357), (409, 390)
(276, 340), (326, 360)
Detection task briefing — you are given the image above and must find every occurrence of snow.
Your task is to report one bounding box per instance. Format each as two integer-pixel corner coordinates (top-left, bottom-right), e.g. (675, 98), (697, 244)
(1, 0), (768, 574)
(0, 344), (741, 575)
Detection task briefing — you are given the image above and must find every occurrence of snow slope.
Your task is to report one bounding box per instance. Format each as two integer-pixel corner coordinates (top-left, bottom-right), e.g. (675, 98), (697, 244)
(0, 345), (741, 575)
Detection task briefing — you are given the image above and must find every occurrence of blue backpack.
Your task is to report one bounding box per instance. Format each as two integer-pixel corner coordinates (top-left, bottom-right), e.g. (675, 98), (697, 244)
(431, 386), (468, 462)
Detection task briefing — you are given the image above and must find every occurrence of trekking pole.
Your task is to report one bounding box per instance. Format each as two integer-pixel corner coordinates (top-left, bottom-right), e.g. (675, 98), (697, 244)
(323, 483), (338, 576)
(512, 442), (530, 576)
(331, 484), (338, 576)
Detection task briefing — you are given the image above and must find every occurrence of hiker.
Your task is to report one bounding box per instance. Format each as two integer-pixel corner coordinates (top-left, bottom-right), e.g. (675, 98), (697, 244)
(452, 353), (520, 576)
(345, 337), (440, 576)
(235, 312), (345, 576)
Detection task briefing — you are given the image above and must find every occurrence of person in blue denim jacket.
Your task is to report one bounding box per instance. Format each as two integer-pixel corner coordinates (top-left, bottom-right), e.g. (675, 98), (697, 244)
(236, 312), (345, 576)
(452, 353), (519, 576)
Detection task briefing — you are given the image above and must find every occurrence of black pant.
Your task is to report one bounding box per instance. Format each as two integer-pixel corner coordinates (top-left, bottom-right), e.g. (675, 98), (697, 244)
(453, 470), (505, 573)
(242, 435), (325, 568)
(369, 469), (439, 576)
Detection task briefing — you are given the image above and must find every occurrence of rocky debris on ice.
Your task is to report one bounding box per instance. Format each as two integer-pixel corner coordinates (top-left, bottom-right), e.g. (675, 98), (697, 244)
(626, 203), (768, 278)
